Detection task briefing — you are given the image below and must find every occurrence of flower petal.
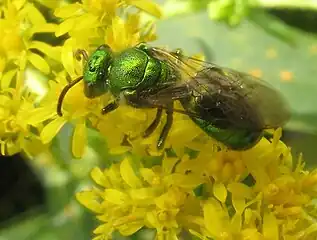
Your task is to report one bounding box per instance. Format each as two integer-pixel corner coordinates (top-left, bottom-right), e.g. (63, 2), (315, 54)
(162, 155), (179, 174)
(29, 41), (61, 61)
(26, 106), (56, 125)
(91, 167), (110, 188)
(104, 189), (129, 205)
(76, 191), (103, 213)
(54, 3), (82, 18)
(73, 14), (99, 31)
(56, 18), (76, 37)
(263, 212), (278, 240)
(93, 223), (112, 235)
(12, 0), (26, 10)
(140, 168), (156, 184)
(1, 69), (17, 89)
(108, 146), (131, 155)
(25, 3), (46, 25)
(203, 199), (226, 237)
(117, 221), (144, 236)
(167, 173), (203, 189)
(28, 52), (50, 74)
(72, 120), (87, 158)
(120, 158), (143, 188)
(60, 39), (75, 77)
(232, 197), (245, 214)
(230, 213), (242, 233)
(128, 0), (162, 18)
(227, 182), (252, 199)
(129, 187), (158, 201)
(40, 117), (66, 144)
(213, 182), (227, 203)
(31, 23), (58, 33)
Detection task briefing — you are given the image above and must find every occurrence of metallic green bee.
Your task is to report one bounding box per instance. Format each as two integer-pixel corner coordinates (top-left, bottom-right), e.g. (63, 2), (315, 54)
(57, 43), (290, 150)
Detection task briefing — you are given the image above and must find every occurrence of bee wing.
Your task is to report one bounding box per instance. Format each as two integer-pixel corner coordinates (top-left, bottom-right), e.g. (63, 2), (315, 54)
(215, 68), (291, 128)
(142, 47), (290, 130)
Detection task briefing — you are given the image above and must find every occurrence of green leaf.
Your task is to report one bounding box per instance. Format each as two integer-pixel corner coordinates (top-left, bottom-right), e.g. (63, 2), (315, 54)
(248, 10), (297, 46)
(0, 210), (46, 240)
(0, 209), (94, 240)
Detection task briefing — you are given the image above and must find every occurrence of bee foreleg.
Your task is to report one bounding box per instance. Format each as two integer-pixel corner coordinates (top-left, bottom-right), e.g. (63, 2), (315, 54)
(143, 108), (163, 138)
(157, 104), (173, 149)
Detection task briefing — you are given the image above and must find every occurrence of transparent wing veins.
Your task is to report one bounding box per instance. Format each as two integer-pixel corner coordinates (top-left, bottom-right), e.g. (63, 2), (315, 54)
(139, 47), (290, 130)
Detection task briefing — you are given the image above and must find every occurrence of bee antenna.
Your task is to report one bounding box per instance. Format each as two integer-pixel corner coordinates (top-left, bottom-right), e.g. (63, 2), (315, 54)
(57, 76), (84, 116)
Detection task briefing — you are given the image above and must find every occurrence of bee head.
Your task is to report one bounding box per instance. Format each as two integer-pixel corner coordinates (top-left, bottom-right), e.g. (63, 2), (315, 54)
(83, 44), (113, 98)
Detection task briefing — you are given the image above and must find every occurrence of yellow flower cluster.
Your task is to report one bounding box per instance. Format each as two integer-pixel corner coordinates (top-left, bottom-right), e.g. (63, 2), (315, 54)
(1, 1), (317, 240)
(77, 129), (317, 240)
(27, 0), (162, 158)
(0, 0), (58, 155)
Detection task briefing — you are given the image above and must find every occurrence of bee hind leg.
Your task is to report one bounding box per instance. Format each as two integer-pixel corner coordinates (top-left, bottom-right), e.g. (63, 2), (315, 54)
(143, 108), (163, 138)
(157, 104), (173, 149)
(101, 101), (119, 115)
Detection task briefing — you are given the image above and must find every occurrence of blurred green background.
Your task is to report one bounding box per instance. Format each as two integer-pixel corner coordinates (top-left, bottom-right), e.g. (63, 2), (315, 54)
(1, 0), (317, 239)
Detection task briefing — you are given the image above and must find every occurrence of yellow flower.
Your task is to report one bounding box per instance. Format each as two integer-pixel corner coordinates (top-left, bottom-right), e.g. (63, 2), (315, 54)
(0, 69), (43, 156)
(0, 1), (59, 74)
(92, 100), (213, 157)
(4, 1), (313, 239)
(76, 156), (203, 239)
(26, 0), (160, 158)
(54, 0), (161, 37)
(105, 14), (157, 52)
(26, 0), (200, 160)
(26, 68), (106, 158)
(77, 127), (317, 239)
(255, 151), (317, 239)
(0, 0), (59, 157)
(192, 197), (262, 240)
(54, 0), (160, 68)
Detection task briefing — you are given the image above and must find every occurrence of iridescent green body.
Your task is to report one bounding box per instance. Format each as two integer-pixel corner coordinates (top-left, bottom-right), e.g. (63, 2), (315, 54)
(107, 48), (173, 97)
(57, 43), (289, 150)
(180, 95), (262, 150)
(83, 45), (176, 106)
(83, 47), (112, 98)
